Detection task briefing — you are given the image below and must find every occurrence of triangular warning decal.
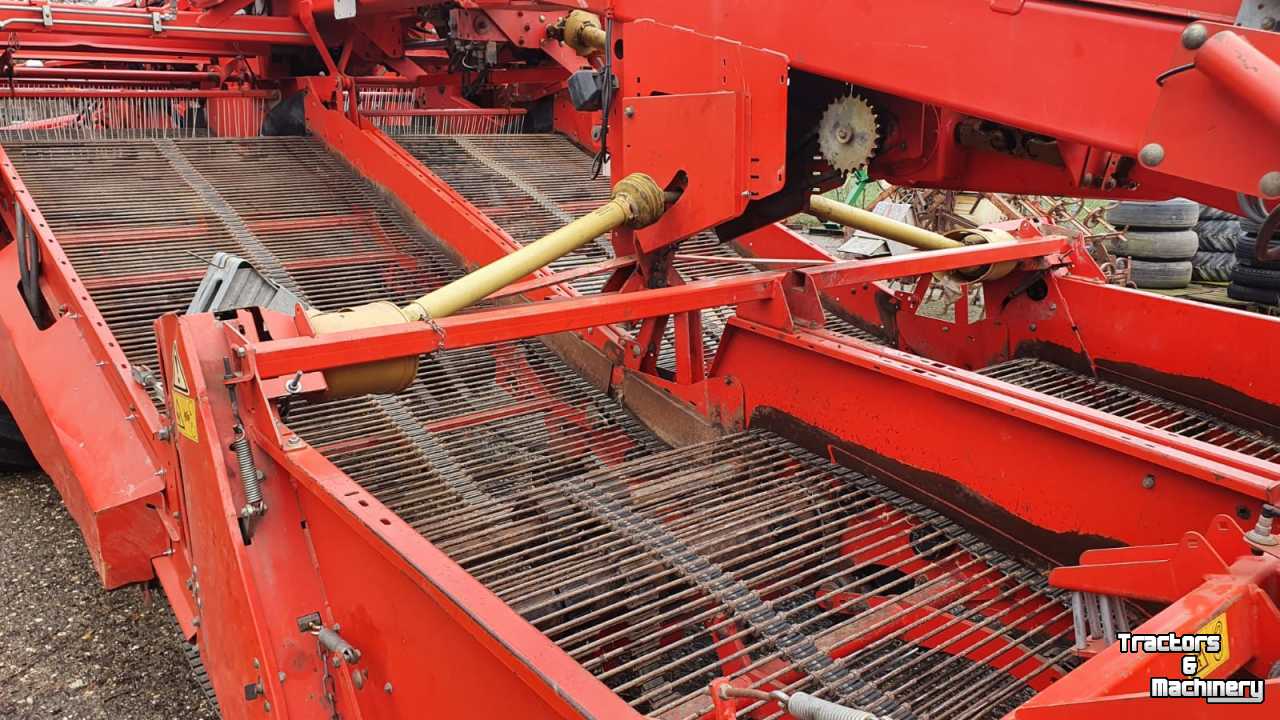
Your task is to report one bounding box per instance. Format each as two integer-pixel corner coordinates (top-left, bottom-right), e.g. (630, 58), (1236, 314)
(171, 340), (190, 396)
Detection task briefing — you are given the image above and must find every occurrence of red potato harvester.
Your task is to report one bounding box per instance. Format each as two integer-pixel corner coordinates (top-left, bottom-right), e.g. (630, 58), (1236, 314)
(0, 0), (1278, 718)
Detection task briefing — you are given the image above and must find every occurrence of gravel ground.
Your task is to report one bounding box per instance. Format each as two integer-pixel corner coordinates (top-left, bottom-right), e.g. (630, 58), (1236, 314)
(0, 470), (217, 719)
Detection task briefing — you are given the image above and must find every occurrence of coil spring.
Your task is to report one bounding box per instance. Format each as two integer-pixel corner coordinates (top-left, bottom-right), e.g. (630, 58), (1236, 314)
(786, 694), (879, 720)
(232, 429), (262, 507)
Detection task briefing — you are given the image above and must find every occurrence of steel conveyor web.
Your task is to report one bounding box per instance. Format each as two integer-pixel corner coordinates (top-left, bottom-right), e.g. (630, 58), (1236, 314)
(8, 135), (1070, 718)
(303, 416), (1076, 719)
(981, 359), (1280, 462)
(4, 137), (467, 367)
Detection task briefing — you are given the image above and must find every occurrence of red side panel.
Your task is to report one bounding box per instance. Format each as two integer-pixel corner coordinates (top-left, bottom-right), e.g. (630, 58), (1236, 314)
(0, 246), (166, 586)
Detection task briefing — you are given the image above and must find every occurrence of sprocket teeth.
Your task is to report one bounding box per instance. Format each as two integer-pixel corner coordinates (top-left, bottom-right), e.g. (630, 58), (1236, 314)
(818, 94), (880, 173)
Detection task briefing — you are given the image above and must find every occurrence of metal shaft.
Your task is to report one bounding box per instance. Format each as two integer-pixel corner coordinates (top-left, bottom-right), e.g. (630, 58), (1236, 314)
(808, 194), (961, 252)
(555, 10), (607, 55)
(404, 200), (624, 321)
(308, 172), (666, 399)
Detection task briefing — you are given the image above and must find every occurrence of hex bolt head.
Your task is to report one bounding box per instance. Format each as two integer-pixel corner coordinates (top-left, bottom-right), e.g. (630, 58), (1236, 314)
(384, 682), (394, 694)
(1142, 474), (1156, 490)
(1139, 143), (1165, 168)
(1260, 171), (1280, 198)
(1182, 23), (1208, 50)
(278, 672), (286, 683)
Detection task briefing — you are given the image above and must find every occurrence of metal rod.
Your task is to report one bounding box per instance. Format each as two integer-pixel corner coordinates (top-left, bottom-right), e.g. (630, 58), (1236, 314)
(808, 194), (961, 252)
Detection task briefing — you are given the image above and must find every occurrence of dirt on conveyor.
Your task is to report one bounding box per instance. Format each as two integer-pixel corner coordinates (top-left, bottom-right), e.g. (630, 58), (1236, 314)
(0, 471), (216, 719)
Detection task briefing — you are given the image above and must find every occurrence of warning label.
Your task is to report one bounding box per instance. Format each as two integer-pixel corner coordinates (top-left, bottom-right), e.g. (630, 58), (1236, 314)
(1194, 613), (1230, 679)
(171, 341), (198, 443)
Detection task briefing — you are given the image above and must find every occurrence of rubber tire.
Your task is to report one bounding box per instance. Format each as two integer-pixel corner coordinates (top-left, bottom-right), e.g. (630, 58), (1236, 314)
(0, 402), (35, 469)
(1199, 205), (1237, 221)
(1129, 258), (1193, 289)
(1191, 251), (1237, 283)
(1242, 217), (1263, 235)
(1230, 264), (1280, 290)
(1105, 199), (1199, 230)
(1235, 234), (1280, 269)
(1104, 229), (1198, 260)
(1228, 282), (1280, 306)
(1194, 220), (1242, 252)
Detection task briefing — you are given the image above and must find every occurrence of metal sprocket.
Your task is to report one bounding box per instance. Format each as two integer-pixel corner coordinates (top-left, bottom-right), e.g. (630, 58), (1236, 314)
(818, 95), (879, 172)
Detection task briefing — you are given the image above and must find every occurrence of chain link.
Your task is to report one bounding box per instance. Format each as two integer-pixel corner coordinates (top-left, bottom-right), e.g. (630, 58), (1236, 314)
(424, 312), (447, 350)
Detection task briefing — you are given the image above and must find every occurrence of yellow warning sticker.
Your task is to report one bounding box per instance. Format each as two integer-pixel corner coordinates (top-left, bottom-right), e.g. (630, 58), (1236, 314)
(1194, 612), (1230, 678)
(173, 393), (199, 443)
(170, 341), (190, 395)
(170, 341), (198, 442)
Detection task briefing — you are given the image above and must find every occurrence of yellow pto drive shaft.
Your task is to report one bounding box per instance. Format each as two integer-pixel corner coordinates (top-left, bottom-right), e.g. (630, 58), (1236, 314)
(551, 10), (607, 56)
(807, 194), (1017, 283)
(807, 194), (960, 252)
(308, 173), (667, 399)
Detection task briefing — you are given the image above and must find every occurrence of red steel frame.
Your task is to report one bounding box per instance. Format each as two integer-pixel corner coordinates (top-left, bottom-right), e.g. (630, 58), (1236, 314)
(0, 1), (1277, 718)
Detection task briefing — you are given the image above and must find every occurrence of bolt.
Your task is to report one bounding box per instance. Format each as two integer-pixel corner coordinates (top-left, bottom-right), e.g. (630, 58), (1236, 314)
(1142, 474), (1156, 490)
(278, 672), (286, 683)
(624, 106), (635, 118)
(384, 682), (394, 694)
(253, 658), (260, 669)
(264, 701), (271, 713)
(286, 435), (302, 447)
(1264, 17), (1277, 31)
(332, 656), (341, 668)
(1138, 143), (1165, 168)
(1260, 171), (1280, 198)
(1181, 23), (1208, 50)
(630, 344), (642, 357)
(835, 126), (853, 144)
(1245, 504), (1279, 546)
(285, 370), (304, 394)
(1028, 323), (1037, 332)
(234, 346), (247, 358)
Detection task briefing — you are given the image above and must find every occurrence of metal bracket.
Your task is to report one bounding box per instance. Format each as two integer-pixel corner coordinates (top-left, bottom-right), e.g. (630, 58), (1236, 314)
(40, 5), (51, 27)
(151, 11), (163, 32)
(1237, 0), (1280, 30)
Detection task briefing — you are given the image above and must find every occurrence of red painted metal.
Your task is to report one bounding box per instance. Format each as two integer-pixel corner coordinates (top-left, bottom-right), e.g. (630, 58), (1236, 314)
(1013, 516), (1280, 717)
(0, 144), (169, 588)
(4, 1), (1280, 718)
(1194, 30), (1280, 132)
